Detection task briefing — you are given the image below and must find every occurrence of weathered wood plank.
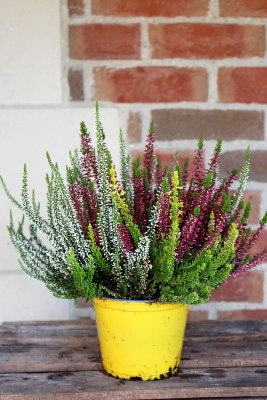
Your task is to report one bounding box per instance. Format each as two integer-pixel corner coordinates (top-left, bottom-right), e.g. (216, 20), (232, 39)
(1, 396), (267, 400)
(1, 320), (267, 399)
(0, 324), (98, 338)
(2, 333), (267, 347)
(0, 344), (102, 373)
(2, 319), (267, 333)
(1, 395), (267, 400)
(0, 320), (96, 327)
(184, 335), (267, 343)
(0, 323), (98, 346)
(2, 320), (267, 337)
(1, 342), (267, 373)
(180, 341), (267, 369)
(184, 334), (267, 343)
(0, 337), (99, 347)
(0, 368), (267, 398)
(184, 320), (267, 337)
(1, 320), (267, 347)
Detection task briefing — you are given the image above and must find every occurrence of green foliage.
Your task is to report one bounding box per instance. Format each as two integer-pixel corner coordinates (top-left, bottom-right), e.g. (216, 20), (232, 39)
(204, 173), (212, 188)
(198, 134), (204, 150)
(150, 172), (183, 285)
(1, 103), (267, 306)
(67, 149), (83, 184)
(161, 176), (170, 193)
(109, 166), (142, 247)
(120, 129), (133, 208)
(1, 154), (92, 301)
(230, 146), (250, 215)
(67, 249), (102, 300)
(149, 120), (155, 133)
(194, 206), (200, 217)
(214, 137), (222, 154)
(184, 157), (189, 168)
(232, 168), (238, 175)
(260, 211), (267, 227)
(238, 200), (244, 210)
(88, 224), (109, 274)
(240, 200), (251, 225)
(159, 223), (239, 304)
(0, 175), (23, 211)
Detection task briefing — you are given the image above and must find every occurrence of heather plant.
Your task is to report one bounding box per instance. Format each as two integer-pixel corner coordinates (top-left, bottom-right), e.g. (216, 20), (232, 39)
(1, 102), (267, 305)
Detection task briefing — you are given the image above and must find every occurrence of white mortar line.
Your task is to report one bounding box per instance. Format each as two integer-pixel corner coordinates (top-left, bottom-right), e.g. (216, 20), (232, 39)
(84, 65), (93, 102)
(71, 101), (267, 113)
(253, 263), (267, 272)
(244, 182), (267, 191)
(67, 58), (267, 68)
(140, 107), (146, 144)
(207, 63), (218, 103)
(68, 15), (267, 25)
(209, 308), (218, 319)
(117, 106), (129, 140)
(2, 102), (267, 113)
(142, 107), (152, 146)
(141, 20), (150, 60)
(86, 0), (92, 17)
(190, 301), (267, 312)
(208, 0), (220, 19)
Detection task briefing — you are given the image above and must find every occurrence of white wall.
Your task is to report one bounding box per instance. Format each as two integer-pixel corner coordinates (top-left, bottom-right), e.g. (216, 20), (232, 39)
(0, 0), (119, 323)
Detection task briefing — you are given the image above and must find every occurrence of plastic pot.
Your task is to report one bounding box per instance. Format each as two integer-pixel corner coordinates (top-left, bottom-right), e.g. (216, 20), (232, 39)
(93, 297), (188, 380)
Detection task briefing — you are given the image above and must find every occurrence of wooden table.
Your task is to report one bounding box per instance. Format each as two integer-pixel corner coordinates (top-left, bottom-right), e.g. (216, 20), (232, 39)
(0, 319), (267, 399)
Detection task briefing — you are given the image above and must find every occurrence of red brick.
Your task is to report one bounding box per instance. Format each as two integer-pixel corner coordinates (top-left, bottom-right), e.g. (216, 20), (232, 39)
(149, 24), (265, 60)
(130, 149), (199, 180)
(218, 309), (267, 320)
(69, 24), (140, 60)
(219, 67), (267, 104)
(68, 67), (84, 101)
(250, 230), (267, 257)
(209, 271), (264, 303)
(187, 310), (208, 320)
(152, 109), (264, 141)
(228, 190), (261, 225)
(76, 298), (94, 308)
(92, 0), (209, 17)
(218, 150), (267, 183)
(68, 0), (84, 16)
(220, 0), (267, 18)
(93, 67), (208, 103)
(128, 112), (142, 144)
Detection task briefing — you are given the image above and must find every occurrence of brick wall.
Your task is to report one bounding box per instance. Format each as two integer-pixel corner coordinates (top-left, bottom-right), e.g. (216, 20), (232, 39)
(67, 0), (267, 320)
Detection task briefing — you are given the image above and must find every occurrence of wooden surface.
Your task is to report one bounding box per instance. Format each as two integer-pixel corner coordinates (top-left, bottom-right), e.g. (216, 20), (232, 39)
(0, 320), (267, 399)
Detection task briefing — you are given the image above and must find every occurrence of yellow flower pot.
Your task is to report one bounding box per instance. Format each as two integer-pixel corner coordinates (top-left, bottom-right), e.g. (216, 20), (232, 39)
(93, 297), (189, 380)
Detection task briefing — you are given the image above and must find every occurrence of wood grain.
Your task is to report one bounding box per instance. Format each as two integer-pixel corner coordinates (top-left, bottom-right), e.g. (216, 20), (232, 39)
(1, 320), (267, 399)
(1, 342), (267, 373)
(0, 368), (267, 398)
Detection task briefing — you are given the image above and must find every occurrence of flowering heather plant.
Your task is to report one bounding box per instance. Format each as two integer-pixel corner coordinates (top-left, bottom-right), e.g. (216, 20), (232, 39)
(1, 102), (267, 305)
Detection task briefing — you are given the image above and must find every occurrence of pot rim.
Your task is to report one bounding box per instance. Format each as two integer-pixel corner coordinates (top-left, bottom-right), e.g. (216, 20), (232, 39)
(101, 297), (155, 303)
